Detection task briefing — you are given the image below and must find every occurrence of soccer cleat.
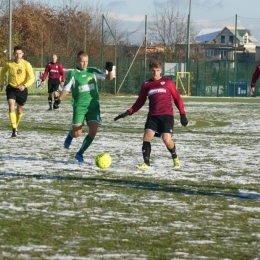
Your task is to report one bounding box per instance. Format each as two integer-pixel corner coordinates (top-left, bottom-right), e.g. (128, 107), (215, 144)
(173, 157), (181, 170)
(53, 105), (59, 110)
(64, 133), (73, 148)
(137, 162), (151, 170)
(47, 107), (52, 111)
(75, 153), (84, 163)
(11, 128), (18, 138)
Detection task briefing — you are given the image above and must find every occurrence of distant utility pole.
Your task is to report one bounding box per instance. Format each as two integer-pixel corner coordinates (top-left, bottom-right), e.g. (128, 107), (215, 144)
(186, 0), (191, 72)
(8, 0), (12, 60)
(144, 15), (148, 82)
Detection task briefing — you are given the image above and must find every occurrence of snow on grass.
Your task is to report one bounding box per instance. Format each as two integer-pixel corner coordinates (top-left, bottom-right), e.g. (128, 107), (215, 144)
(0, 96), (260, 259)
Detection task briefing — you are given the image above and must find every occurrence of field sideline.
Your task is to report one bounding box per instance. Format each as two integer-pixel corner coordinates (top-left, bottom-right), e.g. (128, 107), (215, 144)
(0, 95), (260, 259)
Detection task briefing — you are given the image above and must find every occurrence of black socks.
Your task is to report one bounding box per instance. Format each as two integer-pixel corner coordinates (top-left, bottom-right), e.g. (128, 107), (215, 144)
(142, 141), (151, 166)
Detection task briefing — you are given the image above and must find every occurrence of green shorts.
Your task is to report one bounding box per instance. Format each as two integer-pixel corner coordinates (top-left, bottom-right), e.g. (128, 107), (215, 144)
(72, 105), (102, 125)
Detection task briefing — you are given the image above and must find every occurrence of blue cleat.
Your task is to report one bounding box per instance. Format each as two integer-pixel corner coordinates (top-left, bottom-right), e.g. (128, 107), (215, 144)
(64, 133), (73, 148)
(75, 153), (84, 163)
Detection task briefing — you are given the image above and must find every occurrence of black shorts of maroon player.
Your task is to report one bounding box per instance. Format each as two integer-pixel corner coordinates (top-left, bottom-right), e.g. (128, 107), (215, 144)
(144, 115), (174, 138)
(6, 85), (28, 106)
(48, 78), (60, 93)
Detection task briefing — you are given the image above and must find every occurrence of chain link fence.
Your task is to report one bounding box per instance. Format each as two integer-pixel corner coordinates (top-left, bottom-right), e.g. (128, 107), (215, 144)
(0, 56), (258, 96)
(1, 14), (260, 97)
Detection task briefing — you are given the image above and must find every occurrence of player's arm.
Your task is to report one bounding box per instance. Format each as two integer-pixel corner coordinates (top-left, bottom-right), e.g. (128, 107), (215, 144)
(0, 62), (8, 91)
(128, 87), (147, 114)
(58, 89), (68, 101)
(91, 63), (114, 81)
(250, 65), (260, 95)
(41, 64), (49, 84)
(169, 81), (188, 126)
(59, 63), (65, 86)
(53, 89), (68, 109)
(114, 85), (147, 121)
(169, 81), (185, 113)
(53, 73), (74, 108)
(24, 63), (35, 88)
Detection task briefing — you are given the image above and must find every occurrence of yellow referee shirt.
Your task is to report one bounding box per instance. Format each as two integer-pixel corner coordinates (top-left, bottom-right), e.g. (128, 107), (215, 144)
(0, 59), (35, 88)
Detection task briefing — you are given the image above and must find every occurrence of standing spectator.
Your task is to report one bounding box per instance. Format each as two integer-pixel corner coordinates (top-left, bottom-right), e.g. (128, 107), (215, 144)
(114, 60), (188, 170)
(41, 54), (65, 110)
(53, 51), (113, 163)
(0, 45), (35, 137)
(250, 64), (260, 95)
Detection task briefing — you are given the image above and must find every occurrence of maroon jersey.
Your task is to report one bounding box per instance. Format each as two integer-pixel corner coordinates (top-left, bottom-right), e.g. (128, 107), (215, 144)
(251, 65), (260, 87)
(42, 62), (65, 82)
(128, 77), (185, 117)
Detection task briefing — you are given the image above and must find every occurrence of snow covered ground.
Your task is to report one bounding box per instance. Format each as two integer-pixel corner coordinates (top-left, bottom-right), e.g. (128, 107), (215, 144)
(0, 96), (260, 259)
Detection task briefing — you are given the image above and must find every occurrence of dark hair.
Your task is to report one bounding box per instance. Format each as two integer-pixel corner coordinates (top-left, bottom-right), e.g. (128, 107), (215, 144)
(149, 60), (162, 69)
(77, 51), (88, 59)
(14, 45), (24, 52)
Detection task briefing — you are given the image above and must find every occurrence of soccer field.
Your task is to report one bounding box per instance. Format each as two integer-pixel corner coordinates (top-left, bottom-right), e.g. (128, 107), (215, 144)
(0, 95), (260, 259)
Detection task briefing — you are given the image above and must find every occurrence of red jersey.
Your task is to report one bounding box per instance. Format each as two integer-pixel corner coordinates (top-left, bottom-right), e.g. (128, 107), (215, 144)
(42, 62), (65, 82)
(251, 65), (260, 87)
(128, 77), (186, 117)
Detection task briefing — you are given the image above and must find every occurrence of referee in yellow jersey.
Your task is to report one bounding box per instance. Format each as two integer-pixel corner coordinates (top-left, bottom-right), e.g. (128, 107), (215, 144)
(0, 46), (35, 137)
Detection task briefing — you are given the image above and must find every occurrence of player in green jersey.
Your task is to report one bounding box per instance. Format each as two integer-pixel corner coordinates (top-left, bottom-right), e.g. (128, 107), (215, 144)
(54, 51), (113, 162)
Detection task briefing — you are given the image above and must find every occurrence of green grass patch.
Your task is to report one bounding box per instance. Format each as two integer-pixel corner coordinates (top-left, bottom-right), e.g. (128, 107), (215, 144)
(0, 95), (259, 259)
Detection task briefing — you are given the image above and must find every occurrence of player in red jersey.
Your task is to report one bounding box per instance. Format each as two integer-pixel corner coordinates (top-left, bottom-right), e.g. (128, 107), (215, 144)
(250, 64), (260, 95)
(114, 60), (188, 170)
(41, 54), (65, 110)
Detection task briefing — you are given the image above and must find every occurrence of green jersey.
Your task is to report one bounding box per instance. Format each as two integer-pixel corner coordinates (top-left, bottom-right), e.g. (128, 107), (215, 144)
(63, 67), (107, 108)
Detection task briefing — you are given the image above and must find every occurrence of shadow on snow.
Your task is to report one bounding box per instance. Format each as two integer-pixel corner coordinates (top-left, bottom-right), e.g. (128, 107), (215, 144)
(0, 153), (259, 202)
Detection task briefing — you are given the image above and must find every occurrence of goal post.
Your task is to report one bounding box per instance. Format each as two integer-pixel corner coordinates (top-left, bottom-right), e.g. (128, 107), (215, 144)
(176, 72), (191, 96)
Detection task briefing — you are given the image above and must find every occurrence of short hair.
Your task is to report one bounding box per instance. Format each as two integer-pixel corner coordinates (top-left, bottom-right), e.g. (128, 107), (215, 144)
(77, 51), (88, 59)
(14, 45), (24, 52)
(149, 60), (162, 69)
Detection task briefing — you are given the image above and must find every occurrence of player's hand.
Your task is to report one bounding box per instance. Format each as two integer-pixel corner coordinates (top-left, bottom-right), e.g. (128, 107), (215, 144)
(0, 85), (3, 92)
(114, 111), (129, 121)
(18, 85), (26, 91)
(53, 98), (61, 109)
(60, 82), (64, 86)
(180, 114), (188, 126)
(105, 62), (113, 72)
(41, 81), (45, 86)
(250, 86), (255, 96)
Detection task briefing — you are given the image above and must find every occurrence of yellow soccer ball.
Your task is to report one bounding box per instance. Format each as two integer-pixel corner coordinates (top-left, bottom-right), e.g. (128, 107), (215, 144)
(95, 153), (112, 169)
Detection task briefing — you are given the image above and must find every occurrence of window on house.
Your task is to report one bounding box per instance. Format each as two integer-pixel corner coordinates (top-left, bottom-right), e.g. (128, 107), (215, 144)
(220, 50), (227, 59)
(243, 35), (248, 43)
(207, 49), (214, 57)
(221, 36), (225, 43)
(229, 36), (234, 43)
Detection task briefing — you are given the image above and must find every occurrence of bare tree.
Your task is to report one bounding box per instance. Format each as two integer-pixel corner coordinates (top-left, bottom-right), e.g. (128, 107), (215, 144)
(82, 2), (124, 57)
(149, 1), (193, 60)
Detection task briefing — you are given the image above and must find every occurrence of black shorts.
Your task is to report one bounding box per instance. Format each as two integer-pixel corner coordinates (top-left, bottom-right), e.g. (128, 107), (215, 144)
(6, 85), (28, 106)
(48, 78), (60, 93)
(145, 115), (174, 137)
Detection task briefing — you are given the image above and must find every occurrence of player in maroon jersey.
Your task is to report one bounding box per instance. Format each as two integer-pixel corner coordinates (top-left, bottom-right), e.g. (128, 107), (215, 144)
(114, 60), (188, 170)
(250, 64), (260, 95)
(41, 54), (65, 110)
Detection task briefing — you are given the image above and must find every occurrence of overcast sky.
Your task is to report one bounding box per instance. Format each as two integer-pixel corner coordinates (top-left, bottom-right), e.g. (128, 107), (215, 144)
(69, 0), (260, 25)
(46, 0), (260, 42)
